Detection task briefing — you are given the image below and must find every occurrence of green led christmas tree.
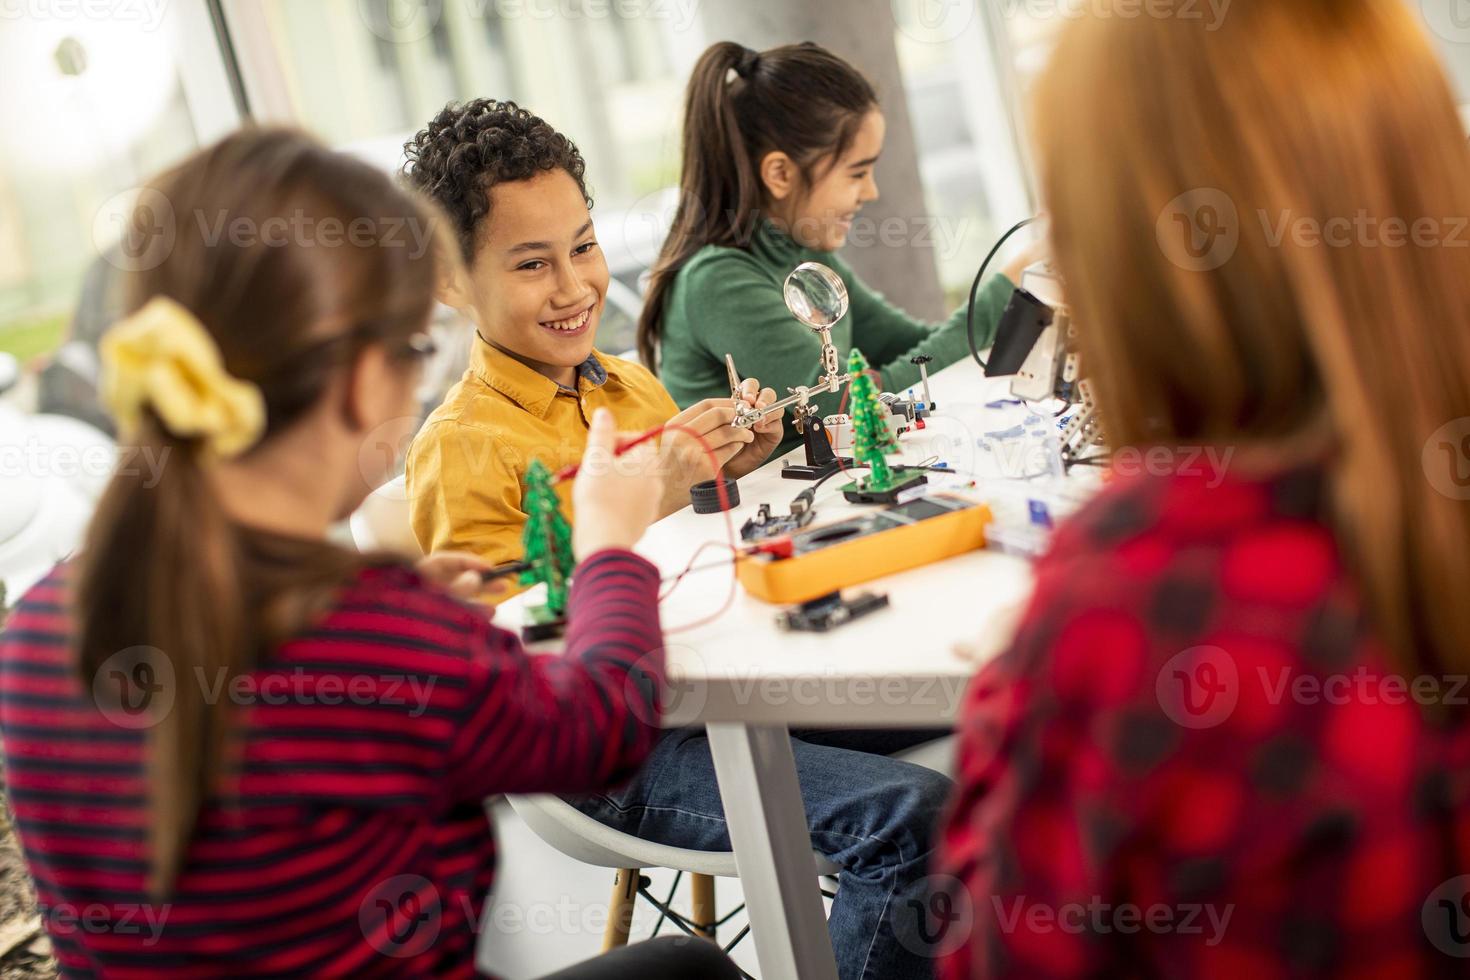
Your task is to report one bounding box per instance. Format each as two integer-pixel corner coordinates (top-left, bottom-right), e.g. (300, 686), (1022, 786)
(847, 348), (898, 488)
(841, 348), (926, 503)
(520, 459), (575, 631)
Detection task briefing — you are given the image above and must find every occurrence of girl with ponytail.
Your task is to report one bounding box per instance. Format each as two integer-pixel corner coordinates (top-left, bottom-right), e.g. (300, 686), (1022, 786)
(0, 128), (736, 980)
(640, 41), (1035, 446)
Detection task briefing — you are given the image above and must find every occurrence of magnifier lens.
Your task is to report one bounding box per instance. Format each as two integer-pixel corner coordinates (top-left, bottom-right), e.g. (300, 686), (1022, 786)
(783, 262), (850, 330)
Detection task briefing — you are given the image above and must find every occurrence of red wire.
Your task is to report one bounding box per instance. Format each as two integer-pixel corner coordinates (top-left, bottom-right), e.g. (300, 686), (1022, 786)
(655, 422), (741, 633)
(659, 540), (738, 602)
(553, 419), (743, 632)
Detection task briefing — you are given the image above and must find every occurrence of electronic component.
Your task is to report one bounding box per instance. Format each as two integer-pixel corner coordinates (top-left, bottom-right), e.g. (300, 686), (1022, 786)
(778, 590), (890, 632)
(736, 494), (992, 604)
(910, 354), (936, 410)
(481, 560), (529, 582)
(690, 476), (740, 514)
(741, 500), (817, 541)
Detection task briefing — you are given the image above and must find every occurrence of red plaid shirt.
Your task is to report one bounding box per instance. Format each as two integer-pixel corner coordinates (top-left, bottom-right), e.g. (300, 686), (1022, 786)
(937, 466), (1470, 979)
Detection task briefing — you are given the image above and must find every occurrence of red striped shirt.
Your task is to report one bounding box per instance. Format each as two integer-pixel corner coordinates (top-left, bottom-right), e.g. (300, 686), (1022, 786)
(0, 548), (664, 978)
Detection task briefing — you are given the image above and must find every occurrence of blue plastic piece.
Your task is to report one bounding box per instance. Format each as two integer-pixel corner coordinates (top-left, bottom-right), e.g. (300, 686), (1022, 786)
(1028, 499), (1054, 528)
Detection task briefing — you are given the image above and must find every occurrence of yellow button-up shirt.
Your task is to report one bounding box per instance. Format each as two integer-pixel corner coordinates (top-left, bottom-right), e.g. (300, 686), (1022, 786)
(406, 334), (678, 572)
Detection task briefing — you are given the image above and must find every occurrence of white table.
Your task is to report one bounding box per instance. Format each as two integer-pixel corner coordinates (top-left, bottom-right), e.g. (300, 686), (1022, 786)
(502, 361), (1085, 979)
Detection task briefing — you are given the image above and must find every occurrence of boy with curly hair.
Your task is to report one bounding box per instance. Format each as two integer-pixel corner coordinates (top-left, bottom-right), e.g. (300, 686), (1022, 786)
(405, 98), (955, 980)
(402, 99), (783, 568)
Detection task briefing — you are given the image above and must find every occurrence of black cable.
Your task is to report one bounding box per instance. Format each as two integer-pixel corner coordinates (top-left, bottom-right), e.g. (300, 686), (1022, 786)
(647, 870), (682, 938)
(967, 216), (1040, 372)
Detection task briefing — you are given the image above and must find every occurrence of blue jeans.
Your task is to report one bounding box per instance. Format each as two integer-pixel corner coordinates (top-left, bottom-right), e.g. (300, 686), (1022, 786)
(568, 728), (951, 980)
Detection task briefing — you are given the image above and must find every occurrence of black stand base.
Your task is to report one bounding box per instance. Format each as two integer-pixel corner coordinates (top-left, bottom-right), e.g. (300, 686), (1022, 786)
(782, 456), (850, 481)
(840, 470), (928, 505)
(782, 414), (850, 481)
(521, 605), (567, 643)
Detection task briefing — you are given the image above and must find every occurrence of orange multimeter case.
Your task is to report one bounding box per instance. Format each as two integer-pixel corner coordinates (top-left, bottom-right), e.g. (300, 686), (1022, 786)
(735, 494), (992, 604)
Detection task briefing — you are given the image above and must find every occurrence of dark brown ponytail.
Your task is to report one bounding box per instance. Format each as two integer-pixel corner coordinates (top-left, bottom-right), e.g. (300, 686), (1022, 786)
(636, 41), (877, 370)
(74, 128), (448, 898)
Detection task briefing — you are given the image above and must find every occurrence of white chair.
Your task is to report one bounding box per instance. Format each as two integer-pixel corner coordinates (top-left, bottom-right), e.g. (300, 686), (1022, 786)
(349, 474), (421, 556)
(508, 794), (841, 950)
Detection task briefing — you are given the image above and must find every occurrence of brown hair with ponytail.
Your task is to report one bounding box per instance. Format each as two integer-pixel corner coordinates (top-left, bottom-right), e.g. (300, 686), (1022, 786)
(73, 127), (450, 898)
(1033, 0), (1470, 678)
(636, 41), (877, 369)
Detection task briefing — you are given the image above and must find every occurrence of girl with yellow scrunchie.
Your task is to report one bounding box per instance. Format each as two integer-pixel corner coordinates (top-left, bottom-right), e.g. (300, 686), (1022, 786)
(0, 128), (736, 980)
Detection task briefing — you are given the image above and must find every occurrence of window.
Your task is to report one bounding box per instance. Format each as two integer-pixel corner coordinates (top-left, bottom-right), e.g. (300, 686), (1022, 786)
(223, 0), (689, 356)
(892, 2), (1038, 306)
(0, 4), (238, 391)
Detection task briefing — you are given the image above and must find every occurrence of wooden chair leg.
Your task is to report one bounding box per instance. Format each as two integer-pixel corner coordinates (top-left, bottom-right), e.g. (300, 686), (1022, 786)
(602, 868), (639, 951)
(690, 873), (717, 942)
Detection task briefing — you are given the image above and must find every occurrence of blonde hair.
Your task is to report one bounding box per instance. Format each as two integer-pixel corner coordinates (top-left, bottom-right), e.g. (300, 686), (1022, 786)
(1034, 0), (1470, 675)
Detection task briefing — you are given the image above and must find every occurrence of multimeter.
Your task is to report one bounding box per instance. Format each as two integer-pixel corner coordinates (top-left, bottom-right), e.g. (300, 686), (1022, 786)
(735, 494), (992, 604)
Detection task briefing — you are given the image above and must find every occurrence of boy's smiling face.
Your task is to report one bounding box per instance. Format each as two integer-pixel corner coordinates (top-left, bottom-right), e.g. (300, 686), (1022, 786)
(455, 168), (606, 385)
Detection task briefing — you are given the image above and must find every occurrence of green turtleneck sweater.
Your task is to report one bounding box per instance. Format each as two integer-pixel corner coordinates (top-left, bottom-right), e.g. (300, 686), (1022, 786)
(656, 221), (1016, 453)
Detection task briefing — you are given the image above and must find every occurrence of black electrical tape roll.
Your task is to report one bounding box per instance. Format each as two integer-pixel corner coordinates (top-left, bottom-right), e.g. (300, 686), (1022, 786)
(690, 476), (739, 514)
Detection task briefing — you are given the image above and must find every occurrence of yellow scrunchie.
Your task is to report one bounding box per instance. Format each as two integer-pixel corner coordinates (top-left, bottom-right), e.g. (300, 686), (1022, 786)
(100, 297), (266, 460)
